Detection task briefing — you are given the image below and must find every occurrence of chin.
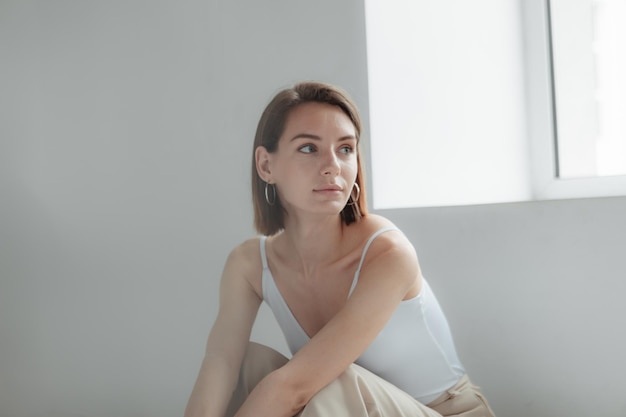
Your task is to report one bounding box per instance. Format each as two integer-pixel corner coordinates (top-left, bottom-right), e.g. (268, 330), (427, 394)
(302, 203), (344, 216)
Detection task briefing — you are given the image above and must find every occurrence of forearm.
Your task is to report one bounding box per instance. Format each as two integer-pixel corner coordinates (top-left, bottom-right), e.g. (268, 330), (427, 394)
(234, 370), (308, 417)
(185, 354), (239, 417)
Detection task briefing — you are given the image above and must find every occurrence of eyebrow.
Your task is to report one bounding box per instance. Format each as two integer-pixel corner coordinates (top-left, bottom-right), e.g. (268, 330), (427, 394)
(289, 133), (357, 142)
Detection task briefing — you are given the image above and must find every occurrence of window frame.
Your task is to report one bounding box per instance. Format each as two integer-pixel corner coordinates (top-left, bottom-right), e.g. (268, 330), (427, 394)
(524, 0), (626, 201)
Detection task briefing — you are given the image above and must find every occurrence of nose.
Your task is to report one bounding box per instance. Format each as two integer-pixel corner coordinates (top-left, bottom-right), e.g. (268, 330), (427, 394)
(321, 150), (341, 176)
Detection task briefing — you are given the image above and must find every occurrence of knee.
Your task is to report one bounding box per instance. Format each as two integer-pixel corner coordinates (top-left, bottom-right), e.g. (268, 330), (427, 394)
(242, 342), (273, 362)
(242, 342), (288, 368)
(301, 365), (377, 416)
(239, 342), (289, 387)
(308, 364), (364, 401)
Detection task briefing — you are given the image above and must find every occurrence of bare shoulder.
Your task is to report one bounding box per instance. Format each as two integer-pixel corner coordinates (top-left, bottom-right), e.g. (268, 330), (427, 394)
(355, 214), (421, 290)
(223, 237), (264, 298)
(357, 213), (415, 256)
(227, 237), (262, 266)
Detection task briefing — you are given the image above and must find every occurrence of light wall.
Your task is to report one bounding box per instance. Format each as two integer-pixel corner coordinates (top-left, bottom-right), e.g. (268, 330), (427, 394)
(1, 1), (625, 417)
(382, 197), (626, 417)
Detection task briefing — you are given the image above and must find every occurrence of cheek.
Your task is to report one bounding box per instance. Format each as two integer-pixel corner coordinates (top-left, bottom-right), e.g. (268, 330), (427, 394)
(274, 172), (305, 200)
(343, 159), (359, 179)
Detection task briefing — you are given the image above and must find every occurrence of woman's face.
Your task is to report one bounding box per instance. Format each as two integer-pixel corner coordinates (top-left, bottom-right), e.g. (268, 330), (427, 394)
(266, 102), (358, 217)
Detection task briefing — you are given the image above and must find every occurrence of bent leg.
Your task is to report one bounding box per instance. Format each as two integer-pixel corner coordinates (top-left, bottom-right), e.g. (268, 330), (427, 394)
(298, 364), (442, 417)
(224, 344), (495, 417)
(225, 342), (289, 417)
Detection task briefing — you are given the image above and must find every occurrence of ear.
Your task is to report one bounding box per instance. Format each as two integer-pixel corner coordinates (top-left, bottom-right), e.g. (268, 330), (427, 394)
(255, 146), (273, 182)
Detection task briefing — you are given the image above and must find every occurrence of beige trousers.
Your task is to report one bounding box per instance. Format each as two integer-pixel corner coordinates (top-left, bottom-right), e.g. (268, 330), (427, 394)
(226, 342), (496, 417)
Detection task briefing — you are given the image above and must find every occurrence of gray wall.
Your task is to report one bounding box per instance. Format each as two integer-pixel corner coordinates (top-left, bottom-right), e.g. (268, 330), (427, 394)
(382, 198), (626, 417)
(1, 1), (624, 417)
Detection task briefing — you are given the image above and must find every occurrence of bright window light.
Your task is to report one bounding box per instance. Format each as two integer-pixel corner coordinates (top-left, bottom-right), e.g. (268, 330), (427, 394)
(550, 0), (626, 178)
(366, 0), (626, 209)
(364, 0), (531, 209)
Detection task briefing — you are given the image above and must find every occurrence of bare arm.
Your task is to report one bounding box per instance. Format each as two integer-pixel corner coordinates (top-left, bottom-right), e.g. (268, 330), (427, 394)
(234, 230), (421, 417)
(185, 241), (262, 417)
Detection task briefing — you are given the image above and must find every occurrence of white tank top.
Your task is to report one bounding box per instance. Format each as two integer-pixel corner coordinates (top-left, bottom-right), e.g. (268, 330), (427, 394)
(261, 227), (465, 404)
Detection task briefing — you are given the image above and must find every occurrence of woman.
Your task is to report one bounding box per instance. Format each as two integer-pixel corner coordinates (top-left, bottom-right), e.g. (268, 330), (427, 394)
(185, 82), (496, 417)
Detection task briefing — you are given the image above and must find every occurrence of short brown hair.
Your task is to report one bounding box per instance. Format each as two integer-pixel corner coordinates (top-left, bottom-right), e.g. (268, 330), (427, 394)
(252, 81), (368, 235)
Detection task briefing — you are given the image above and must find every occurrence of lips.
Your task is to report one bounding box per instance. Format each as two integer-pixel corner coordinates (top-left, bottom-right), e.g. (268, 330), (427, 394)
(314, 184), (343, 192)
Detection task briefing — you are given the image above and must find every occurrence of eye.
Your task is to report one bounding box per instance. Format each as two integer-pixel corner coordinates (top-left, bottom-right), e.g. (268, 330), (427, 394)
(298, 144), (316, 154)
(339, 145), (354, 155)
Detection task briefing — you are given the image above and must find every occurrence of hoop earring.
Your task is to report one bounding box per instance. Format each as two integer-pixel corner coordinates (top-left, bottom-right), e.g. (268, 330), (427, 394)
(348, 182), (360, 205)
(264, 182), (276, 206)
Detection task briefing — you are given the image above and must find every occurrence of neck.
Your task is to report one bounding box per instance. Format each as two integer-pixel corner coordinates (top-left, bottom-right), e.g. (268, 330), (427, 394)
(279, 214), (346, 270)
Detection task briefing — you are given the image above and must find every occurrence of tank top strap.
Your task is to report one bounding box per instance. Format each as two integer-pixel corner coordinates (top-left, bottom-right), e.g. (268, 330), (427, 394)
(259, 236), (269, 269)
(348, 227), (399, 297)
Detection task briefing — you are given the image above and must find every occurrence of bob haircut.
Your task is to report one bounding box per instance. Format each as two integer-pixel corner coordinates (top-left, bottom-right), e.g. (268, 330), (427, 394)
(252, 81), (368, 236)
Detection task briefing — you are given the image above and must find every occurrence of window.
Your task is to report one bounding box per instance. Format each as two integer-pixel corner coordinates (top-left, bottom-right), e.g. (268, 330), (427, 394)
(365, 0), (626, 209)
(525, 0), (626, 200)
(549, 0), (626, 178)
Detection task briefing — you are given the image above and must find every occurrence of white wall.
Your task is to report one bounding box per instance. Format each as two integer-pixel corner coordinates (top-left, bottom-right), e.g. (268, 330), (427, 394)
(1, 1), (625, 417)
(0, 1), (367, 416)
(382, 197), (626, 417)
